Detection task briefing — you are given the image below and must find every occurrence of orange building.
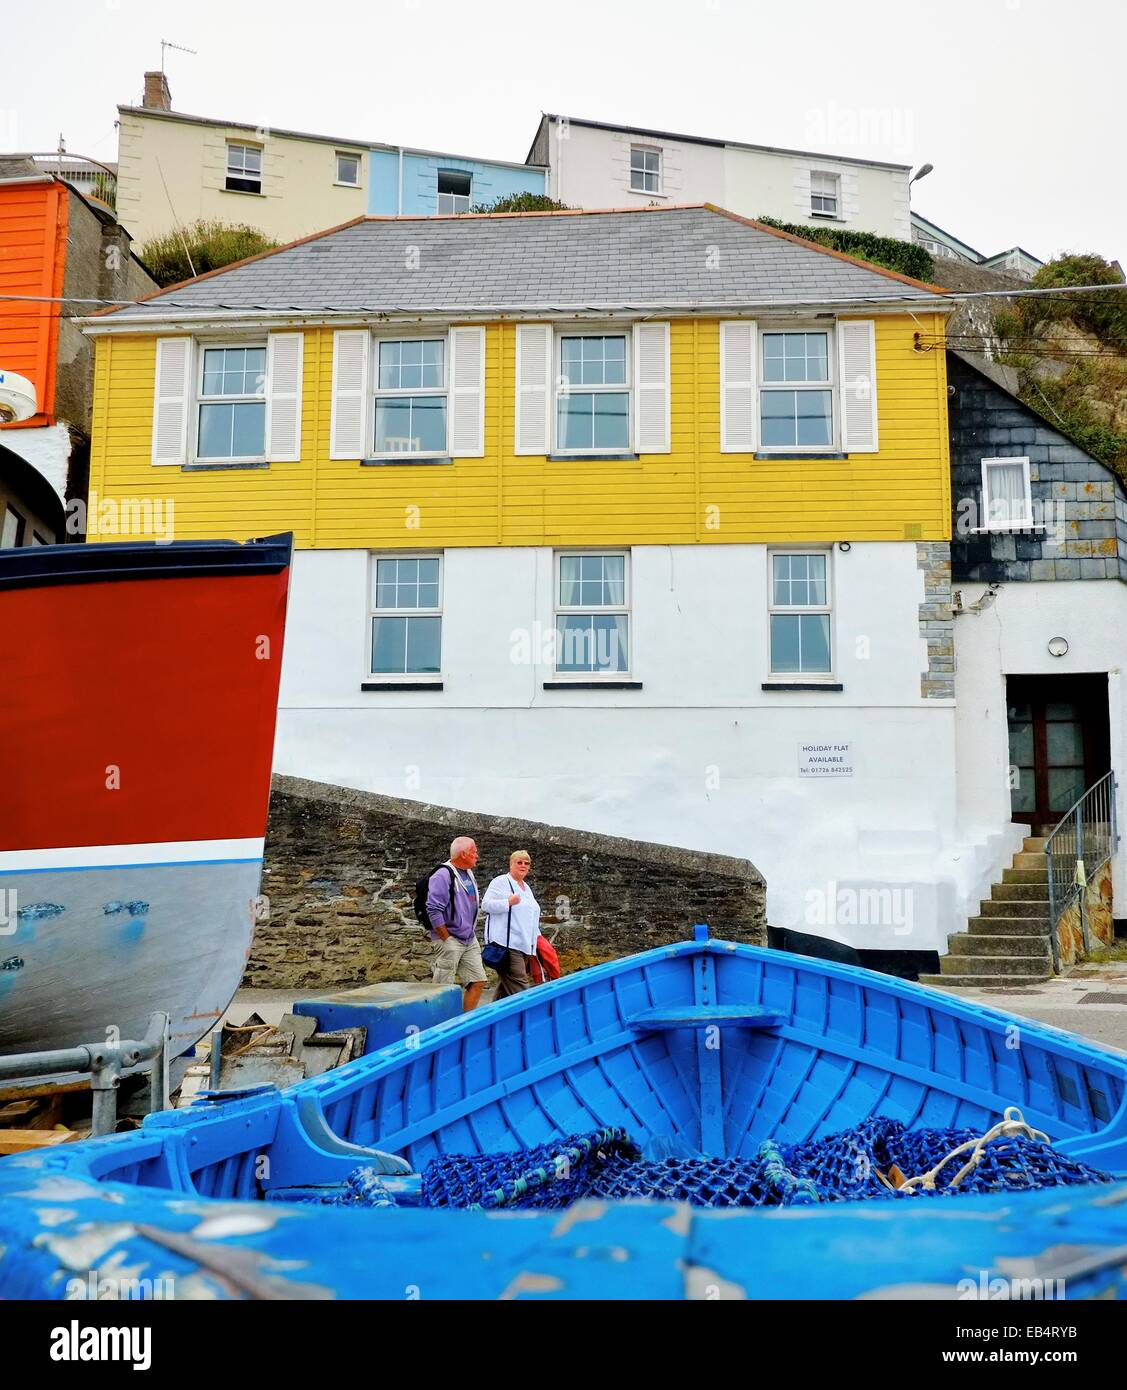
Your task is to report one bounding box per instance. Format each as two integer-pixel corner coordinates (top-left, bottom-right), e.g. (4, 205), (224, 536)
(0, 164), (155, 545)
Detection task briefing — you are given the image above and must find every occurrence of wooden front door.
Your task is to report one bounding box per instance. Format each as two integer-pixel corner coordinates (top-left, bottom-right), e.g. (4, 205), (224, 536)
(1006, 675), (1110, 827)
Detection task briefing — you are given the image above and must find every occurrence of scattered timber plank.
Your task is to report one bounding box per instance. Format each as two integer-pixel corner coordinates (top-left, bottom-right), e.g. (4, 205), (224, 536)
(0, 1128), (77, 1155)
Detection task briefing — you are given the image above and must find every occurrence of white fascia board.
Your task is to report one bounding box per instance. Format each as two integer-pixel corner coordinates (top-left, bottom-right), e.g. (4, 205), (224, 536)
(79, 298), (953, 335)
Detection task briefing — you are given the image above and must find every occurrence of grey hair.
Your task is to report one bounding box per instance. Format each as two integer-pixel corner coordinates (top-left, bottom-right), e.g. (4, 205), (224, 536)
(450, 835), (476, 858)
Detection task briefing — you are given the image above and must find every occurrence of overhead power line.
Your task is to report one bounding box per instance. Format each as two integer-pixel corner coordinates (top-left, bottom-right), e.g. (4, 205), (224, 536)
(0, 280), (1123, 318)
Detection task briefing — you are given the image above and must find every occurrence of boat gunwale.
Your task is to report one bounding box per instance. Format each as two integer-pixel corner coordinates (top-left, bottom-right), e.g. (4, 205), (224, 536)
(0, 531), (294, 593)
(296, 938), (1127, 1108)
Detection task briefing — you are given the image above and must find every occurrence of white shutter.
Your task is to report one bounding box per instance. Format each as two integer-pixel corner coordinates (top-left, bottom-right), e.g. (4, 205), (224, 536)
(265, 332), (304, 462)
(330, 329), (370, 460)
(151, 337), (192, 466)
(838, 319), (879, 453)
(448, 326), (485, 457)
(633, 322), (670, 454)
(720, 321), (757, 452)
(514, 323), (552, 455)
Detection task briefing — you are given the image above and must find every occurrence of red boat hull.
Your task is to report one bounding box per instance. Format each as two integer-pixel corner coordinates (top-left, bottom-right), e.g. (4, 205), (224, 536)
(0, 536), (291, 1055)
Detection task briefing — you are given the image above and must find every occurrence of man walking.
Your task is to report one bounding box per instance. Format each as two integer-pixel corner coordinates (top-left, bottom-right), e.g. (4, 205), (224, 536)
(427, 836), (486, 1011)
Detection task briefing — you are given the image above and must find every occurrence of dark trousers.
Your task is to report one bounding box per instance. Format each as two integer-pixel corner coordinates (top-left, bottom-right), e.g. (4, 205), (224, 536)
(495, 948), (533, 997)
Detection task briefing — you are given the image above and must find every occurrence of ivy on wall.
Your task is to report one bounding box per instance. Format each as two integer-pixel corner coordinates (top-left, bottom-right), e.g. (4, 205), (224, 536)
(755, 215), (935, 283)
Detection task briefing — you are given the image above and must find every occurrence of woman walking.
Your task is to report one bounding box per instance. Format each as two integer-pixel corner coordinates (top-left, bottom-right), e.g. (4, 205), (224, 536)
(481, 850), (541, 998)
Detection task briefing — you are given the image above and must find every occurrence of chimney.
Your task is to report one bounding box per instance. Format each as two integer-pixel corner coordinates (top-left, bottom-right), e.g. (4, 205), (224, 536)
(142, 70), (172, 111)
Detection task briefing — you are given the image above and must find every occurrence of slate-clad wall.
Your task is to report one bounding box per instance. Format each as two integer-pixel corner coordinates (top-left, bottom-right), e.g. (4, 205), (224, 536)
(251, 775), (766, 989)
(948, 353), (1127, 583)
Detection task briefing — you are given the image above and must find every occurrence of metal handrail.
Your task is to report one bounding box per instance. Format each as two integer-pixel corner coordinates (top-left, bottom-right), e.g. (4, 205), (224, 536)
(0, 1012), (170, 1137)
(1045, 771), (1119, 971)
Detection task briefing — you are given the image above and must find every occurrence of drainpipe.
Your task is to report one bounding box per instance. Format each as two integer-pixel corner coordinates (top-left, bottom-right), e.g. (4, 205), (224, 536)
(398, 146), (403, 216)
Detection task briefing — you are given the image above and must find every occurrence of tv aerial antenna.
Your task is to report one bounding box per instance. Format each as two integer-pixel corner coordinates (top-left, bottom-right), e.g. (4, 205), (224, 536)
(160, 39), (198, 73)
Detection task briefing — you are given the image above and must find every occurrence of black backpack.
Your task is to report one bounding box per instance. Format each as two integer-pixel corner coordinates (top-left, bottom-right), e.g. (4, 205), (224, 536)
(413, 863), (455, 932)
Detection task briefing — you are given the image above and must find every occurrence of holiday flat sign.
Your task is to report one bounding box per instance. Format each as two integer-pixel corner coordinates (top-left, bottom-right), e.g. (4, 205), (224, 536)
(798, 742), (854, 777)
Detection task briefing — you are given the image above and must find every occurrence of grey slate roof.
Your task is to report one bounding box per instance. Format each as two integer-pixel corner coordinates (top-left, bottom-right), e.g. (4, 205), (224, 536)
(103, 206), (945, 321)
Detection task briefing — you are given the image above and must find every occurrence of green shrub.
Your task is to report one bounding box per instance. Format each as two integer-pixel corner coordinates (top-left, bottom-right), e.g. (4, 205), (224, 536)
(993, 251), (1127, 480)
(140, 219), (280, 288)
(1016, 253), (1127, 352)
(755, 215), (934, 282)
(470, 192), (574, 215)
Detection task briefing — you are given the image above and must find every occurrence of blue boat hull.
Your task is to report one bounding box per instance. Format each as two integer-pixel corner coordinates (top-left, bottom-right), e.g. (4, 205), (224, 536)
(3, 933), (1127, 1299)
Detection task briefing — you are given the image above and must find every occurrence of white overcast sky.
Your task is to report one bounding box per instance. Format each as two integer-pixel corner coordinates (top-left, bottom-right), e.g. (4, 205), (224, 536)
(6, 0), (1124, 262)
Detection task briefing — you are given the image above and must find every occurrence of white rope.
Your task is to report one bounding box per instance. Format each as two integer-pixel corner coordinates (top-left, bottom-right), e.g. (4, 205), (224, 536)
(897, 1106), (1050, 1195)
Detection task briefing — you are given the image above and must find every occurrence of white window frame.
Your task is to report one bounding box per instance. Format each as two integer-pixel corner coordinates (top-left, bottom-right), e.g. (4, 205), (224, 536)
(629, 145), (662, 195)
(367, 552), (444, 681)
(436, 169), (472, 214)
(553, 550), (632, 679)
(553, 328), (632, 457)
(767, 547), (835, 681)
(758, 325), (836, 454)
(370, 333), (449, 459)
(980, 456), (1034, 532)
(194, 340), (268, 464)
(810, 170), (840, 218)
(225, 142), (262, 195)
(335, 151), (362, 187)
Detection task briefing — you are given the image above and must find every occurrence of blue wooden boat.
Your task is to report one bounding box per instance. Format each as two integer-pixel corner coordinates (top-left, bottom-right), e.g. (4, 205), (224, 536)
(3, 928), (1127, 1300)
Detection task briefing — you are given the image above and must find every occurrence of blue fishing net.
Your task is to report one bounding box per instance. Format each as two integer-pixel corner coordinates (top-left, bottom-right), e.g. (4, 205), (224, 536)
(265, 1119), (1113, 1210)
(414, 1119), (1114, 1211)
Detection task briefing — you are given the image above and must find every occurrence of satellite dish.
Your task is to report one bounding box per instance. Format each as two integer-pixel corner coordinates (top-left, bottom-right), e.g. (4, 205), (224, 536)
(0, 370), (37, 424)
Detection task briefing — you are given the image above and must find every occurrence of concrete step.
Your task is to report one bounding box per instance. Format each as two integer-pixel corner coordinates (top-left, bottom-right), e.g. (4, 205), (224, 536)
(1023, 836), (1049, 853)
(1002, 867), (1050, 885)
(989, 881), (1051, 903)
(939, 952), (1052, 977)
(978, 897), (1050, 919)
(947, 933), (1051, 958)
(967, 915), (1050, 935)
(1012, 851), (1048, 869)
(919, 973), (1052, 989)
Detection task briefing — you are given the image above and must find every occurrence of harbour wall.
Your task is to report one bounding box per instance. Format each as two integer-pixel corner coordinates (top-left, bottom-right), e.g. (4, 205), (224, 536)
(248, 774), (766, 988)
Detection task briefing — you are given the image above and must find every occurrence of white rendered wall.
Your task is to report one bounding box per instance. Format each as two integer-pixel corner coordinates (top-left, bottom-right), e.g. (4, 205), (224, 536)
(954, 580), (1127, 910)
(549, 122), (910, 238)
(274, 542), (997, 954)
(1, 422), (71, 501)
(721, 147), (909, 239)
(551, 122), (726, 210)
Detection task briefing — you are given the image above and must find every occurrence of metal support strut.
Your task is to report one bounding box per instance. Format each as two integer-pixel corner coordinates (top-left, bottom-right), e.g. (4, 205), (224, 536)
(0, 1012), (171, 1136)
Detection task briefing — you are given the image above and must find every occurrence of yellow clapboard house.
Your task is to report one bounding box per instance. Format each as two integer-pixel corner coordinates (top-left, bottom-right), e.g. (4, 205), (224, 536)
(82, 205), (973, 967)
(85, 206), (950, 549)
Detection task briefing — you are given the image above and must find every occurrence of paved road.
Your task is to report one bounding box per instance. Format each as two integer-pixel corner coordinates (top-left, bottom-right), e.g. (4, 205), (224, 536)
(223, 965), (1127, 1055)
(926, 961), (1127, 1054)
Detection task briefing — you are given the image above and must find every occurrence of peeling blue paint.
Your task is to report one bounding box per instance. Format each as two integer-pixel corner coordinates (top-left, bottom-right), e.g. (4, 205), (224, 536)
(103, 900), (149, 944)
(2, 935), (1127, 1300)
(16, 903), (65, 921)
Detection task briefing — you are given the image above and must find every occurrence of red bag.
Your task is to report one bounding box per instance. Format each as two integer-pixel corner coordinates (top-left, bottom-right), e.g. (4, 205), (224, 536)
(530, 935), (561, 984)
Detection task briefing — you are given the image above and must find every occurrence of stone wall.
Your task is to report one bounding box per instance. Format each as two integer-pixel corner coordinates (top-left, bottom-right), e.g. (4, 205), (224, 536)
(249, 775), (767, 989)
(1055, 862), (1115, 968)
(916, 541), (954, 699)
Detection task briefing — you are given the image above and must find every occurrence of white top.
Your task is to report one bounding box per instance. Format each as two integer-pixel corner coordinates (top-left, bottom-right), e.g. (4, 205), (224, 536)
(481, 875), (542, 956)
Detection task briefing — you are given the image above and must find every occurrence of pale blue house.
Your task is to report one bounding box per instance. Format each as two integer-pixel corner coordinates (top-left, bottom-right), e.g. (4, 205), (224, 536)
(369, 146), (547, 216)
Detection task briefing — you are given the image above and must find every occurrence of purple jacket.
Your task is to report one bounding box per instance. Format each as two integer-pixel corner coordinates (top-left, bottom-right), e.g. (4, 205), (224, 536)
(427, 863), (479, 943)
